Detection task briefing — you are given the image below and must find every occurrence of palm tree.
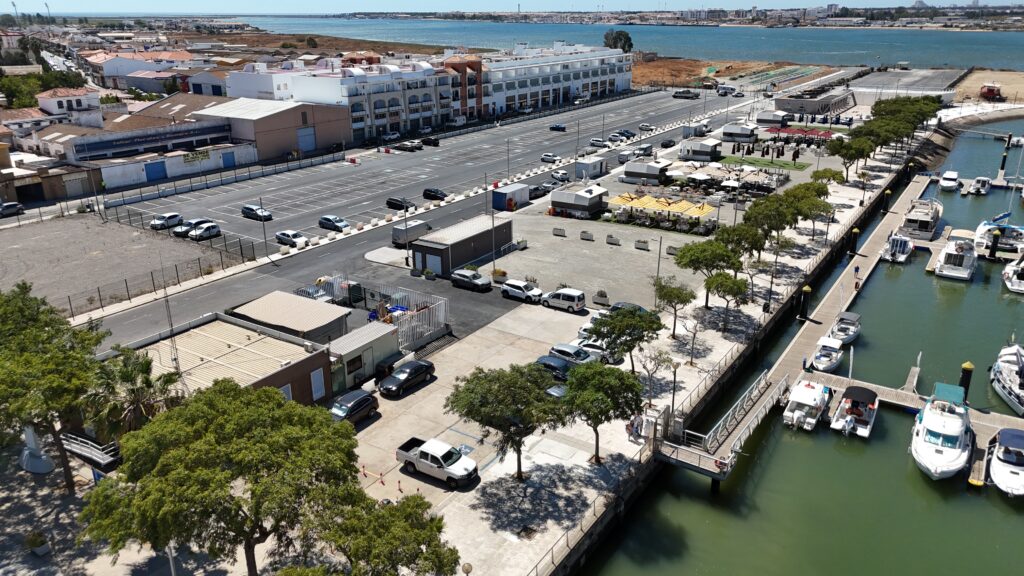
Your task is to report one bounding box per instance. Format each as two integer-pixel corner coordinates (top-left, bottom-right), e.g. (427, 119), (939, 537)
(85, 346), (184, 440)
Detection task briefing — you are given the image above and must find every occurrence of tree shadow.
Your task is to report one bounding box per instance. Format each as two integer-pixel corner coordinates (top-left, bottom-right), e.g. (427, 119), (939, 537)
(693, 305), (760, 343)
(668, 332), (714, 363)
(781, 241), (819, 261)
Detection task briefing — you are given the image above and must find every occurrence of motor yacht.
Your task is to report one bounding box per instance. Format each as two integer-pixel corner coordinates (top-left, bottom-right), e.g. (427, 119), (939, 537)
(910, 383), (972, 481)
(783, 380), (831, 432)
(898, 198), (943, 241)
(938, 170), (960, 192)
(880, 232), (915, 263)
(811, 336), (844, 373)
(827, 311), (861, 345)
(990, 343), (1024, 416)
(1003, 255), (1024, 294)
(974, 221), (1024, 257)
(987, 429), (1024, 497)
(968, 176), (991, 196)
(934, 237), (977, 281)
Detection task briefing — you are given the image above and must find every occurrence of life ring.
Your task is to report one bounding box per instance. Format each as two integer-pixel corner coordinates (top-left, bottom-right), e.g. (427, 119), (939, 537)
(715, 460), (728, 471)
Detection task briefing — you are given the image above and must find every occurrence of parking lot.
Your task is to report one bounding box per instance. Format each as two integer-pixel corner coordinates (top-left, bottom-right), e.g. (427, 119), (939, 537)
(0, 214), (221, 310)
(849, 67), (966, 92)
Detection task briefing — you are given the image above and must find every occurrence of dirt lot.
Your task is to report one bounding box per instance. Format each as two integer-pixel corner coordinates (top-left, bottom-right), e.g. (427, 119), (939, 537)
(0, 215), (223, 309)
(632, 58), (786, 88)
(170, 32), (490, 55)
(955, 69), (1024, 103)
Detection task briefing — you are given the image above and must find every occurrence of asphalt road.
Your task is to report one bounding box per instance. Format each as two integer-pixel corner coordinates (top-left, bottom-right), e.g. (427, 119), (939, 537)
(98, 89), (769, 348)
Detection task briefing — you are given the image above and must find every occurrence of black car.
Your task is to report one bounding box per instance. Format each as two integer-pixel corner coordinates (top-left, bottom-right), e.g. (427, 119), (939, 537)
(421, 136), (440, 147)
(673, 89), (700, 99)
(535, 355), (571, 382)
(660, 139), (676, 148)
(617, 129), (637, 139)
(610, 301), (650, 315)
(329, 390), (379, 425)
(386, 197), (417, 211)
(549, 123), (567, 132)
(378, 360), (435, 397)
(393, 142), (418, 152)
(423, 188), (448, 201)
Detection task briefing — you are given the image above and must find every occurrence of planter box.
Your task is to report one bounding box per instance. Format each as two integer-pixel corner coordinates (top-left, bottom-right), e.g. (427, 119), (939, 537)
(635, 239), (649, 251)
(607, 235), (621, 246)
(492, 274), (508, 284)
(593, 294), (610, 306)
(410, 269), (422, 277)
(424, 274), (436, 281)
(580, 231), (594, 241)
(31, 543), (51, 557)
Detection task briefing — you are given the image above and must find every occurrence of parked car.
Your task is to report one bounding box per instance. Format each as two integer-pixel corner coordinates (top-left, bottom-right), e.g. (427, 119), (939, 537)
(378, 360), (435, 397)
(382, 131), (400, 141)
(519, 106), (534, 114)
(541, 288), (586, 312)
(393, 141), (419, 152)
(408, 140), (424, 149)
(275, 230), (308, 248)
(638, 123), (655, 131)
(618, 129), (637, 139)
(610, 301), (651, 315)
(451, 269), (491, 291)
(0, 202), (25, 217)
(422, 136), (440, 147)
(573, 97), (589, 105)
(329, 389), (379, 424)
(569, 338), (620, 364)
(396, 437), (478, 489)
(540, 180), (561, 192)
(528, 185), (546, 199)
(419, 126), (433, 134)
(149, 212), (182, 230)
(577, 323), (594, 340)
(548, 343), (597, 366)
(423, 188), (448, 201)
(589, 138), (609, 148)
(551, 170), (569, 182)
(541, 152), (561, 163)
(172, 217), (212, 237)
(607, 133), (624, 143)
(386, 197), (417, 211)
(549, 123), (567, 132)
(188, 222), (221, 241)
(545, 384), (567, 399)
(318, 215), (350, 232)
(673, 89), (700, 99)
(732, 91), (745, 98)
(660, 139), (677, 148)
(535, 355), (572, 382)
(241, 204), (272, 221)
(501, 279), (543, 303)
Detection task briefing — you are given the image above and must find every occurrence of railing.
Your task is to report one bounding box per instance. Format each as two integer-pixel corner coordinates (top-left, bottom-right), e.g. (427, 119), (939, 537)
(729, 374), (790, 455)
(61, 432), (120, 467)
(703, 369), (774, 453)
(658, 440), (734, 474)
(676, 341), (742, 417)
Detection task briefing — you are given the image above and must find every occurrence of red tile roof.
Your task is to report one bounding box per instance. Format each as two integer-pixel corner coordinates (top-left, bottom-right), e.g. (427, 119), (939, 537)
(35, 87), (99, 99)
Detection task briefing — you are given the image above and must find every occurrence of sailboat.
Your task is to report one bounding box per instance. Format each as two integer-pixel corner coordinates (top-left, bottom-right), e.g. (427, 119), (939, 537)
(880, 232), (915, 263)
(910, 383), (973, 481)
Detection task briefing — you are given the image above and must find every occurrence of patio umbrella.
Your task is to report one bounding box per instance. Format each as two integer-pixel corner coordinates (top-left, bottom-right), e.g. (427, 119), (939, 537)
(722, 179), (741, 188)
(688, 172), (712, 181)
(707, 162), (724, 169)
(666, 170), (689, 178)
(740, 165), (758, 172)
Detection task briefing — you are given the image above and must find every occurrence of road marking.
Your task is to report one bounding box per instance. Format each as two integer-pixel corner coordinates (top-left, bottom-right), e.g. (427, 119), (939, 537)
(356, 240), (368, 245)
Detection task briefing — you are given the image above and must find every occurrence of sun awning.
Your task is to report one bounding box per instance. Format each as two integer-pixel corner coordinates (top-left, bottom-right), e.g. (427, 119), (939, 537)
(722, 179), (741, 188)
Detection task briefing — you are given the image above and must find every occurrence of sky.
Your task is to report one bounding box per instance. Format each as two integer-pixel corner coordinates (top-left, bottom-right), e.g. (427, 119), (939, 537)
(31, 1), (939, 16)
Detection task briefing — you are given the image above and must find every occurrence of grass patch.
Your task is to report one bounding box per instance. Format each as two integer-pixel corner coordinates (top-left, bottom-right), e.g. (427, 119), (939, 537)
(720, 156), (811, 171)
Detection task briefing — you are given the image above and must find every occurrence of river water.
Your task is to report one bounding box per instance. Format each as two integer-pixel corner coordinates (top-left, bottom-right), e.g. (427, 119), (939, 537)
(240, 16), (1024, 70)
(580, 120), (1024, 576)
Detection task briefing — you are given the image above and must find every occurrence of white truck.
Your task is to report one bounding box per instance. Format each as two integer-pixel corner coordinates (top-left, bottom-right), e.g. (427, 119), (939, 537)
(396, 437), (478, 488)
(446, 116), (467, 128)
(392, 219), (432, 247)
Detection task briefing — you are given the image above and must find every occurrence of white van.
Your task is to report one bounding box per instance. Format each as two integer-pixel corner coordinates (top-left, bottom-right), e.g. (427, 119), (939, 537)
(542, 288), (586, 312)
(392, 219), (432, 247)
(717, 84), (738, 96)
(618, 149), (636, 164)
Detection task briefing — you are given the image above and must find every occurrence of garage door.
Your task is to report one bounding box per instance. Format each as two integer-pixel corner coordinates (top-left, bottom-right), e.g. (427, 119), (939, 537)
(144, 161), (168, 182)
(222, 151), (235, 169)
(297, 127), (316, 152)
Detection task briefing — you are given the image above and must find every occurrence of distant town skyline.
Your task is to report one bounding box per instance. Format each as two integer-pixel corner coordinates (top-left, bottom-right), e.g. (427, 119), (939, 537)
(30, 1), (1004, 17)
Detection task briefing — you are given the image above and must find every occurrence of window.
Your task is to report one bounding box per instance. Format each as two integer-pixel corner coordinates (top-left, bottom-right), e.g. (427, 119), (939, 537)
(75, 99), (82, 108)
(57, 100), (64, 109)
(310, 368), (325, 401)
(279, 383), (293, 401)
(301, 111), (308, 125)
(346, 356), (363, 375)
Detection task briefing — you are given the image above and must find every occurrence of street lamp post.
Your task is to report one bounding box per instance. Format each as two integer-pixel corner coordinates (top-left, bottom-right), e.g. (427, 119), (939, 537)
(404, 201), (411, 267)
(506, 137), (511, 180)
(258, 196), (271, 262)
(670, 361), (681, 417)
(766, 244), (780, 309)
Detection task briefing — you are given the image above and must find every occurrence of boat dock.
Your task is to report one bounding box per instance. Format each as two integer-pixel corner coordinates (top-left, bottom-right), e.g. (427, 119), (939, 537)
(656, 173), (1024, 488)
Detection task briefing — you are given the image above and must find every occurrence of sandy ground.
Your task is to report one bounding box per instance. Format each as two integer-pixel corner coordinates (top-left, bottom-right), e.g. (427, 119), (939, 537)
(955, 70), (1024, 103)
(632, 58), (786, 88)
(170, 32), (490, 55)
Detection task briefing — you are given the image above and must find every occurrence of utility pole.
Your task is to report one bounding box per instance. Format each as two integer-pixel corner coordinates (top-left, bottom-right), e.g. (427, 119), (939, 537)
(506, 137), (511, 180)
(404, 200), (411, 267)
(575, 119), (581, 159)
(11, 2), (19, 26)
(258, 196), (272, 264)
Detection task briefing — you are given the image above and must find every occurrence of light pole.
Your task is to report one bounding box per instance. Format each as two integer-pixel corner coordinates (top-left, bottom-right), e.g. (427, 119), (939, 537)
(506, 137), (511, 180)
(258, 196), (272, 263)
(601, 113), (606, 141)
(653, 235), (663, 308)
(670, 361), (681, 417)
(489, 187), (496, 272)
(575, 119), (581, 159)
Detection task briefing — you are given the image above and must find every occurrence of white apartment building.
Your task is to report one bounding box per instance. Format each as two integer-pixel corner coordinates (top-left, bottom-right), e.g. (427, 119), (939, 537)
(227, 62), (309, 102)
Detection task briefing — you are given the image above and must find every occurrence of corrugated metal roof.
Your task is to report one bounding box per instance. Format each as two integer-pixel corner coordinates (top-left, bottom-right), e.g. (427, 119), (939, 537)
(233, 291), (351, 333)
(415, 213), (512, 247)
(329, 322), (399, 357)
(195, 97), (301, 120)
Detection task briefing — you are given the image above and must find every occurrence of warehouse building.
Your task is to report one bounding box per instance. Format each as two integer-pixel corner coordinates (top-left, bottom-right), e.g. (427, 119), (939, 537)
(410, 213), (513, 278)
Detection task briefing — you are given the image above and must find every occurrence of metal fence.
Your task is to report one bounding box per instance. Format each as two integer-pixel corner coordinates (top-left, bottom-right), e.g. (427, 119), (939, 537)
(107, 204), (262, 261)
(101, 151), (350, 209)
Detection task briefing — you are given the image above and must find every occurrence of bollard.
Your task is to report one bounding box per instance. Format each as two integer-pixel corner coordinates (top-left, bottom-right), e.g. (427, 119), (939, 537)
(398, 480), (403, 493)
(361, 465), (367, 477)
(379, 473), (385, 486)
(799, 285), (812, 319)
(882, 189), (891, 212)
(989, 229), (1001, 260)
(959, 361), (974, 398)
(848, 228), (860, 256)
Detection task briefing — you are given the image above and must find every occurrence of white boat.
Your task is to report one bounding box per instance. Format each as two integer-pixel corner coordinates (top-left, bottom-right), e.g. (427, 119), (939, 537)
(938, 170), (960, 191)
(880, 232), (915, 263)
(830, 386), (880, 438)
(974, 221), (1024, 256)
(989, 344), (1024, 416)
(933, 238), (977, 281)
(898, 198), (943, 241)
(910, 383), (973, 481)
(987, 429), (1024, 497)
(968, 176), (991, 196)
(827, 311), (861, 345)
(811, 336), (844, 373)
(783, 380), (831, 432)
(1003, 255), (1024, 293)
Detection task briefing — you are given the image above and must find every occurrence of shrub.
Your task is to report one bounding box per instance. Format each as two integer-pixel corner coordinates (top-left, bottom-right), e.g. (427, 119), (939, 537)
(23, 531), (46, 549)
(524, 275), (538, 284)
(596, 289), (608, 298)
(464, 264), (479, 271)
(491, 268), (506, 277)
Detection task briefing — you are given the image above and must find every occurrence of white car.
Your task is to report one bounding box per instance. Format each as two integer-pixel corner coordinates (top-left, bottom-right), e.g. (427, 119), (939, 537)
(541, 153), (561, 163)
(275, 230), (308, 248)
(188, 222), (221, 241)
(639, 123), (655, 131)
(569, 338), (621, 364)
(552, 170), (569, 182)
(520, 106), (534, 114)
(589, 138), (609, 148)
(607, 133), (624, 143)
(501, 279), (543, 303)
(382, 132), (400, 141)
(419, 126), (433, 134)
(149, 212), (182, 230)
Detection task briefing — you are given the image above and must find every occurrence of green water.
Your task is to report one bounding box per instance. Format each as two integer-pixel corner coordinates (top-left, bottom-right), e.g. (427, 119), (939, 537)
(581, 122), (1024, 576)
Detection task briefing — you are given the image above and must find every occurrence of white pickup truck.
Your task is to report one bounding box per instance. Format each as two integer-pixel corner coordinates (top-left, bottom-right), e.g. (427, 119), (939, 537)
(396, 437), (478, 488)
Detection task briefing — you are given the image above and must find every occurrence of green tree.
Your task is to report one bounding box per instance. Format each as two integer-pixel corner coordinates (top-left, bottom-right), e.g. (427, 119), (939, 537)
(0, 14), (16, 27)
(810, 168), (845, 185)
(306, 36), (319, 48)
(602, 28), (633, 52)
(673, 240), (742, 307)
(653, 275), (696, 338)
(705, 272), (749, 333)
(588, 307), (665, 373)
(716, 222), (766, 263)
(564, 363), (642, 464)
(84, 345), (184, 441)
(635, 347), (673, 407)
(80, 379), (361, 576)
(445, 364), (559, 481)
(0, 282), (106, 496)
(162, 78), (180, 94)
(315, 494), (460, 576)
(744, 193), (797, 247)
(783, 184), (833, 241)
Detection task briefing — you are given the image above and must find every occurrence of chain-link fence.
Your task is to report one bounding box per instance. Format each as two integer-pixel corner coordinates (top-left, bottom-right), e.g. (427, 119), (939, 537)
(60, 251), (243, 318)
(107, 204), (263, 261)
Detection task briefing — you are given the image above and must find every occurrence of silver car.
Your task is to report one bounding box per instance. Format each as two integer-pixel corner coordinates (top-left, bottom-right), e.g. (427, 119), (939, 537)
(149, 212), (182, 230)
(451, 269), (492, 292)
(548, 343), (597, 366)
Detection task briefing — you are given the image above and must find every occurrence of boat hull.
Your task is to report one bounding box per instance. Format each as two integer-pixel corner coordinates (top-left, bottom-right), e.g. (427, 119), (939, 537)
(939, 180), (959, 192)
(990, 370), (1024, 417)
(935, 266), (974, 281)
(989, 455), (1024, 497)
